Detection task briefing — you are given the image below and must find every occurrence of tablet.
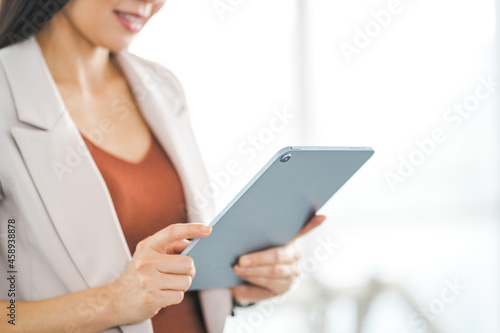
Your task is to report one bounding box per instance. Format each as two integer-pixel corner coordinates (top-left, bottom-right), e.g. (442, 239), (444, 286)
(182, 146), (374, 290)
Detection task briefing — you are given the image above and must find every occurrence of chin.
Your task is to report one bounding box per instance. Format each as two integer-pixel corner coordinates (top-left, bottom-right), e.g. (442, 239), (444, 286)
(98, 35), (136, 53)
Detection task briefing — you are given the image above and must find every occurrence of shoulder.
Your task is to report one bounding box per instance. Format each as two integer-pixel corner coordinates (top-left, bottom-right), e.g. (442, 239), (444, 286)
(0, 50), (16, 121)
(0, 46), (12, 95)
(117, 51), (187, 101)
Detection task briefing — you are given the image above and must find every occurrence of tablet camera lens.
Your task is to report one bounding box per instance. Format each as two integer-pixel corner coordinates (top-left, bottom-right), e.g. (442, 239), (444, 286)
(280, 154), (291, 163)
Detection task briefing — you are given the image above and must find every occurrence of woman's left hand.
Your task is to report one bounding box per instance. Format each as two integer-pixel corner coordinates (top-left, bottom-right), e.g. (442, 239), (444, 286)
(231, 214), (327, 304)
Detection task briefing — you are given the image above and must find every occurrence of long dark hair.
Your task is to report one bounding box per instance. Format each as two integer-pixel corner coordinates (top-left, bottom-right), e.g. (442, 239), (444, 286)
(0, 0), (70, 49)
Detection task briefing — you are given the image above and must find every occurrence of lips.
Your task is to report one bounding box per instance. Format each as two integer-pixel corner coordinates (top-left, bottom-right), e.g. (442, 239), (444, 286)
(114, 10), (145, 33)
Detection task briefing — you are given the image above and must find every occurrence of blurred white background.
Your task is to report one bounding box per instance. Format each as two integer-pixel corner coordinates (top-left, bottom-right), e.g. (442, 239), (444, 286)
(130, 0), (500, 332)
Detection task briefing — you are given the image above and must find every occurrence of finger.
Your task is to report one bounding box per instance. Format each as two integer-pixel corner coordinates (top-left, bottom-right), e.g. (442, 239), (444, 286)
(171, 239), (192, 254)
(232, 285), (277, 304)
(154, 254), (196, 277)
(238, 276), (293, 294)
(137, 272), (192, 292)
(149, 223), (211, 254)
(157, 273), (193, 292)
(156, 290), (185, 308)
(233, 264), (299, 278)
(290, 214), (326, 242)
(238, 244), (299, 267)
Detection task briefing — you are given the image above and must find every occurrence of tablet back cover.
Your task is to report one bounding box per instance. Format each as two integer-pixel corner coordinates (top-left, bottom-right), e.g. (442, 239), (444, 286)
(183, 146), (374, 290)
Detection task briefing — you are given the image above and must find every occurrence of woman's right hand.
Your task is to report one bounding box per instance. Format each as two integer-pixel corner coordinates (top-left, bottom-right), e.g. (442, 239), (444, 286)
(108, 223), (212, 325)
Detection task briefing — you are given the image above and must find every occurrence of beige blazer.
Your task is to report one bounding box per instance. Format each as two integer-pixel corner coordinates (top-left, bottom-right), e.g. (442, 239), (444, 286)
(0, 36), (232, 333)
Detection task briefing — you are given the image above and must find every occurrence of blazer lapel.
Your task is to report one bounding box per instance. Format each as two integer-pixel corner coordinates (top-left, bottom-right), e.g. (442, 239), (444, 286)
(2, 37), (150, 333)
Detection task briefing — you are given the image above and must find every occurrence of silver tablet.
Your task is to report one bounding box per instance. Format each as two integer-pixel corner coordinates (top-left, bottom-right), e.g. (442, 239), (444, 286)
(182, 146), (374, 290)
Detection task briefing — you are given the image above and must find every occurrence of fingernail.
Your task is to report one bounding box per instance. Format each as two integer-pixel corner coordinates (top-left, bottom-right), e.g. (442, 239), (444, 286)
(201, 225), (211, 233)
(240, 256), (251, 267)
(234, 266), (244, 273)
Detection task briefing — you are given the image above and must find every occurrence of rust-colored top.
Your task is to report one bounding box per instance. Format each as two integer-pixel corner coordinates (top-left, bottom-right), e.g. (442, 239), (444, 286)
(82, 133), (206, 333)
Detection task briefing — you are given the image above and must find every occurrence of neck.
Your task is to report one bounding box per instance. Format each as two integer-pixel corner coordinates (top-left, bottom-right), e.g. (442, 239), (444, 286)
(36, 12), (119, 92)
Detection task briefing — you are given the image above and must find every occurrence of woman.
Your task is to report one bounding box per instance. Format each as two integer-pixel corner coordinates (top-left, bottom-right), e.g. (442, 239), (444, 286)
(0, 1), (326, 332)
